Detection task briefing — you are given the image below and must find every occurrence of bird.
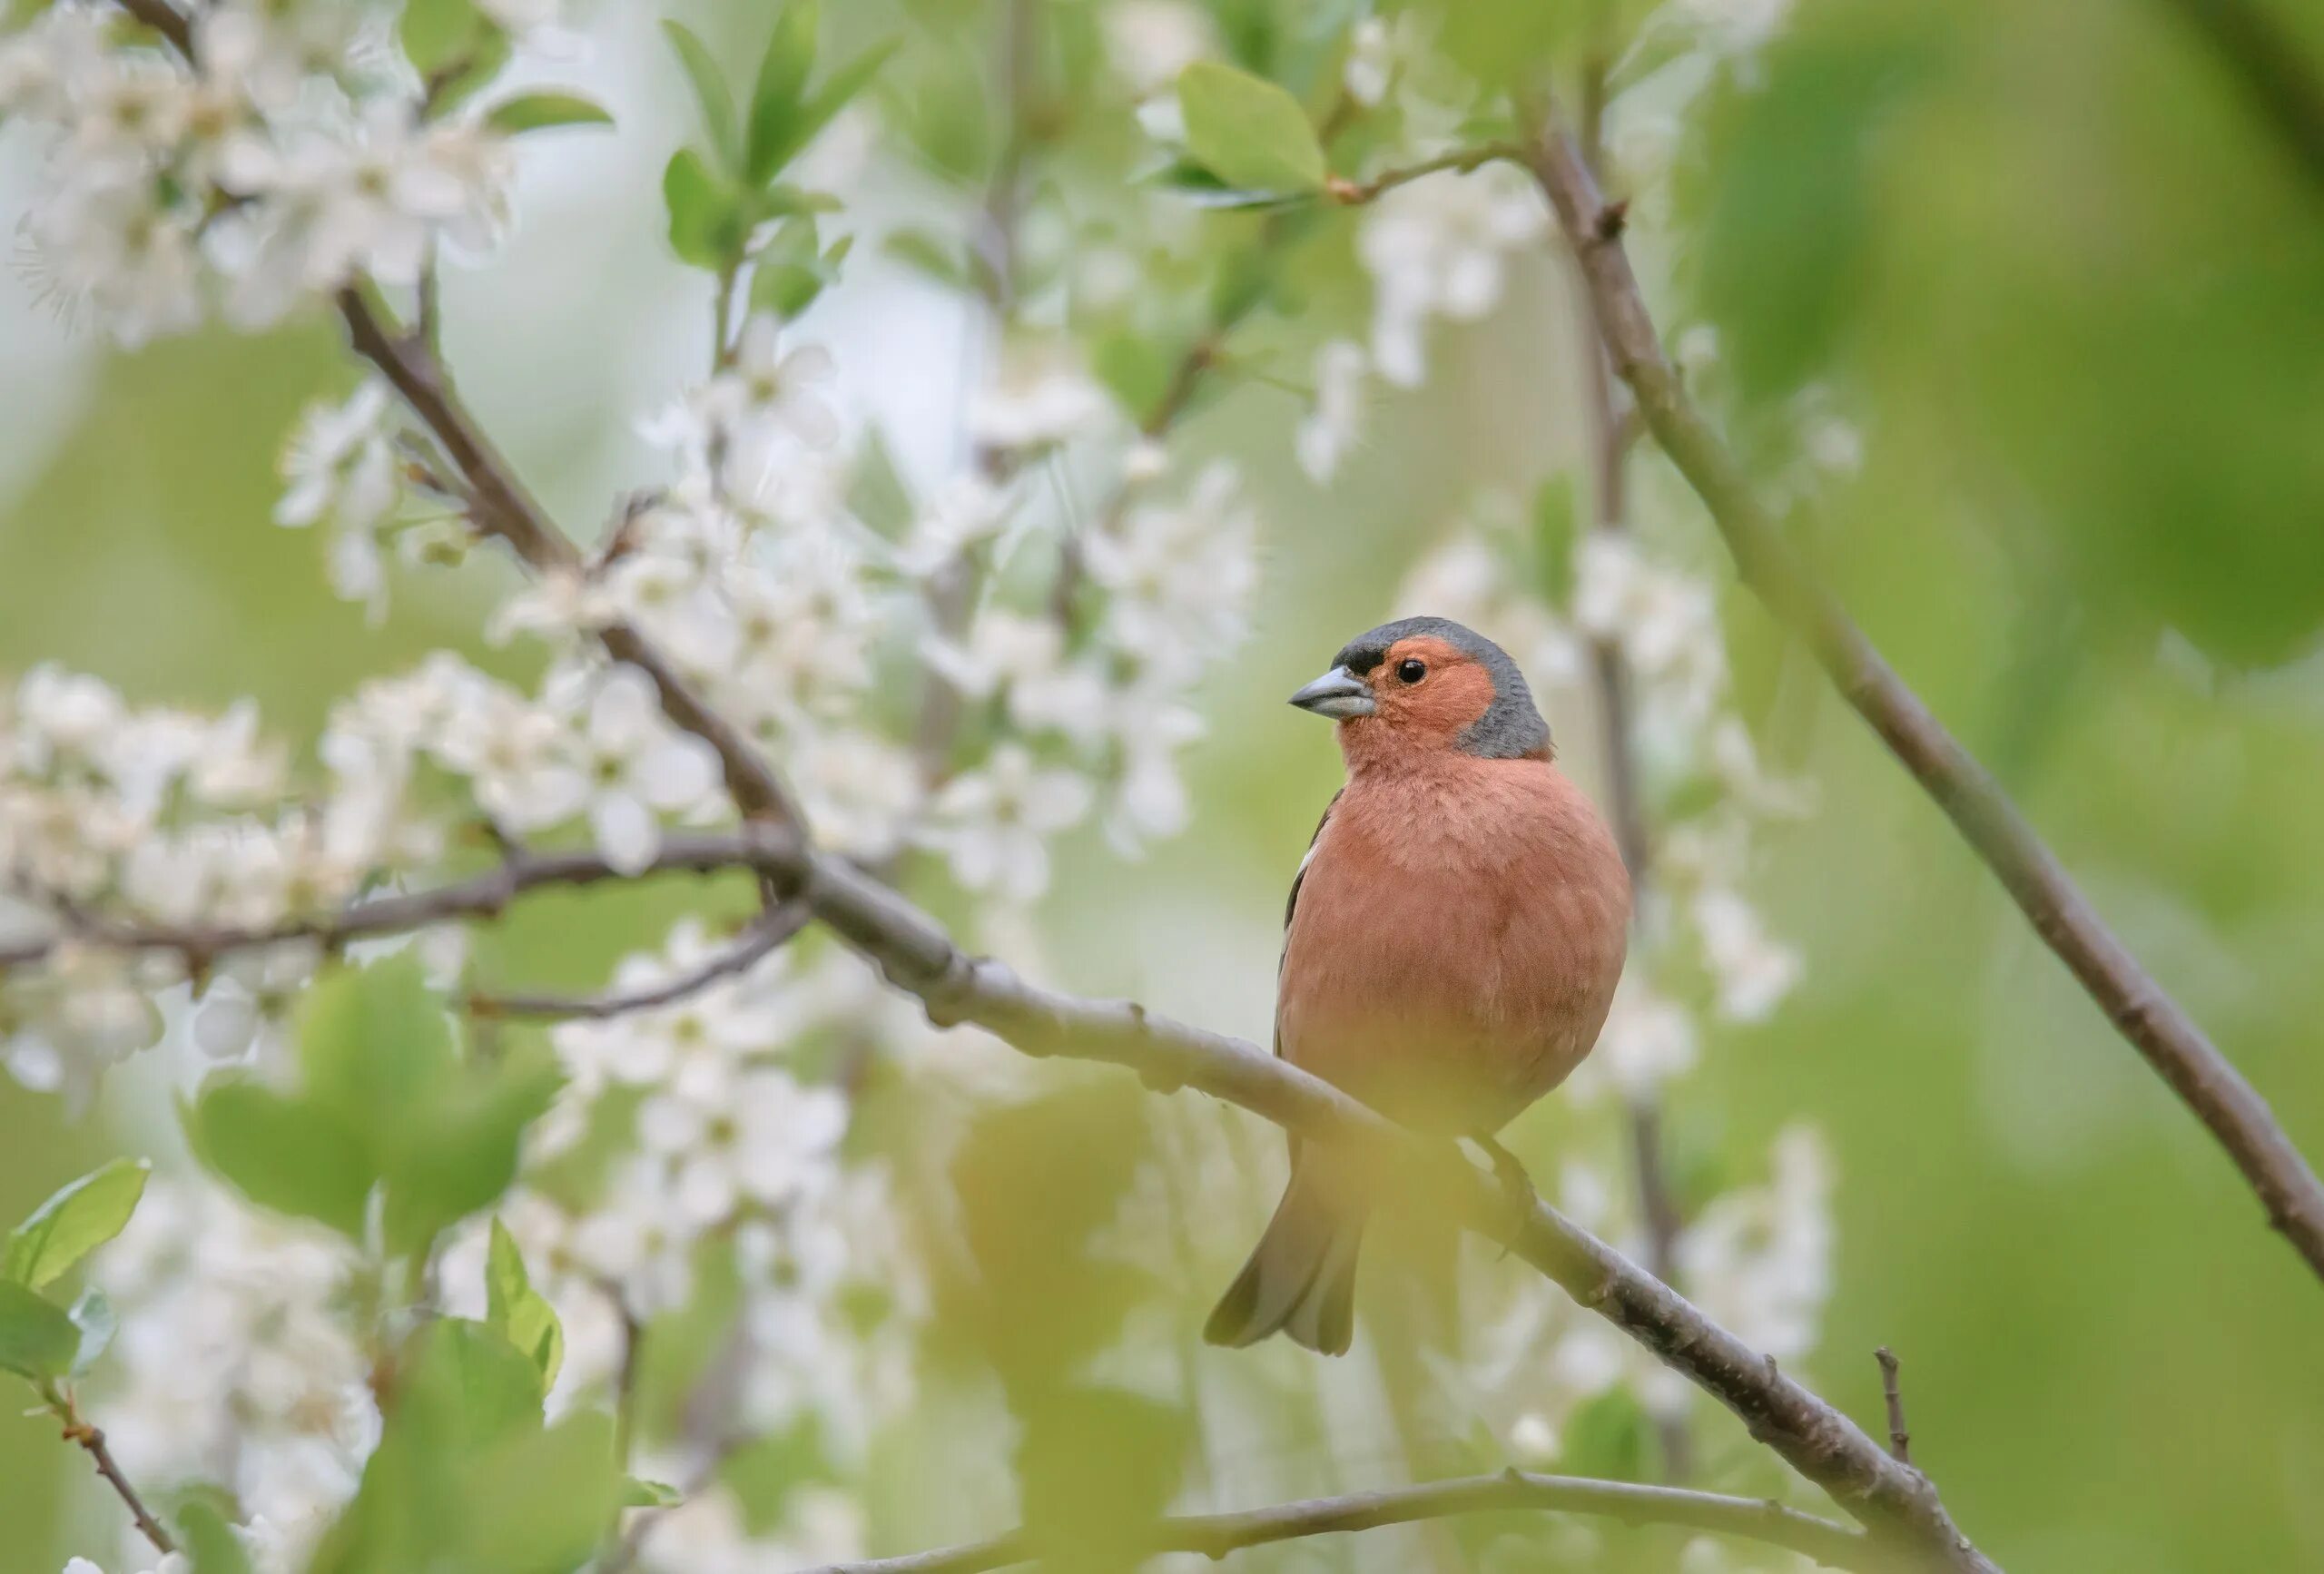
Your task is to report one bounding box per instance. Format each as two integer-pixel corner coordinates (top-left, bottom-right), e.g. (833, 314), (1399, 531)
(1203, 615), (1631, 1356)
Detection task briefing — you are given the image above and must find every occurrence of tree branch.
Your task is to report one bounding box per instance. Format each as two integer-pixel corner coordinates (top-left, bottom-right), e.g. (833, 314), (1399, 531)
(112, 0), (190, 50)
(1325, 143), (1523, 206)
(1566, 74), (1690, 1483)
(1876, 1347), (1913, 1467)
(1519, 110), (2324, 1291)
(800, 1470), (1871, 1574)
(0, 823), (1995, 1570)
(47, 1387), (177, 1558)
(2157, 0), (2324, 198)
(105, 0), (808, 840)
(331, 289), (807, 832)
(468, 901), (810, 1022)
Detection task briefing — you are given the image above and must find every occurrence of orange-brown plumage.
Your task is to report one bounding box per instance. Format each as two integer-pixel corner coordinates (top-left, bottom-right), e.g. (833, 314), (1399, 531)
(1206, 618), (1630, 1355)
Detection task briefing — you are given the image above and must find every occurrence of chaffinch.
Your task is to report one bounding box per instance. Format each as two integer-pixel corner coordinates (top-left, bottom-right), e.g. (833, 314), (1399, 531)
(1204, 616), (1632, 1355)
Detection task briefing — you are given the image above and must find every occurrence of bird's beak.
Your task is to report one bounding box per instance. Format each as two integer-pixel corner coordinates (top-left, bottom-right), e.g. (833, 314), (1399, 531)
(1288, 665), (1376, 720)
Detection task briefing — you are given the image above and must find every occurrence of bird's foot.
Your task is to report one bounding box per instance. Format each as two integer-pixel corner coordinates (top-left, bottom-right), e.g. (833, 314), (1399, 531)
(1471, 1133), (1539, 1259)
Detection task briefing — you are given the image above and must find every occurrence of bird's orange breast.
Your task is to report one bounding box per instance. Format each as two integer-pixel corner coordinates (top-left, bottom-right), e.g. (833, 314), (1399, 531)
(1276, 754), (1630, 1135)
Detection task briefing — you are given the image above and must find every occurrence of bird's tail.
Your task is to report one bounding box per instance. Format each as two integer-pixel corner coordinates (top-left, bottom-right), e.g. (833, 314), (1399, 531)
(1203, 1159), (1366, 1356)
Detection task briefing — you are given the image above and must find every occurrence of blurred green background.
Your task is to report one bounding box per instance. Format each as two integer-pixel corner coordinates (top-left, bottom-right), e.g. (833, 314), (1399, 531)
(5, 0), (2324, 1569)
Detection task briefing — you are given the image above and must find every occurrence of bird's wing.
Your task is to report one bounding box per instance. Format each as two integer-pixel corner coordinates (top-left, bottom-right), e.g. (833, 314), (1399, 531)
(1273, 785), (1347, 1055)
(1274, 790), (1339, 1164)
(1282, 788), (1342, 939)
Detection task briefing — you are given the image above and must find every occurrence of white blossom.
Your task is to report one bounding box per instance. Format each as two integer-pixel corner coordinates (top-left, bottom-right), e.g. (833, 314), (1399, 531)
(1102, 2), (1215, 96)
(1343, 17), (1395, 106)
(1358, 166), (1547, 387)
(1694, 886), (1802, 1022)
(276, 380), (404, 620)
(560, 667), (722, 875)
(1083, 461), (1258, 671)
(897, 475), (1014, 578)
(649, 315), (842, 485)
(969, 348), (1113, 452)
(1675, 1126), (1834, 1361)
(1295, 339), (1368, 484)
(921, 743), (1094, 902)
(639, 1065), (848, 1226)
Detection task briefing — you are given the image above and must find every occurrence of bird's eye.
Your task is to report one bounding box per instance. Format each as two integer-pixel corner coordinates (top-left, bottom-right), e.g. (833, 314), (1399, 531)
(1396, 658), (1426, 684)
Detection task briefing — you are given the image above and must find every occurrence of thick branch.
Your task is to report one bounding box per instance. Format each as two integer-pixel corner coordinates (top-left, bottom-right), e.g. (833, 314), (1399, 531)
(0, 826), (1994, 1570)
(1520, 114), (2324, 1291)
(2158, 0), (2324, 198)
(799, 1470), (1870, 1574)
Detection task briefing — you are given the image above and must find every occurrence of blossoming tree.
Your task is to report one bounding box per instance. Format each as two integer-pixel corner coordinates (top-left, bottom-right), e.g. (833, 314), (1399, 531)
(3, 1), (2317, 1572)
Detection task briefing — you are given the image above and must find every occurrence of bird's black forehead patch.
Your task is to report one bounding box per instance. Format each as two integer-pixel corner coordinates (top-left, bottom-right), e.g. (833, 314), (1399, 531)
(1330, 615), (1552, 760)
(1334, 615), (1503, 674)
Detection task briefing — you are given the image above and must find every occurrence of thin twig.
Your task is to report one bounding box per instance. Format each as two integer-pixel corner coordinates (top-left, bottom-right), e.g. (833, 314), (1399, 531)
(1569, 73), (1688, 1482)
(908, 0), (1039, 790)
(606, 1284), (645, 1470)
(1519, 106), (2324, 1292)
(112, 0), (190, 49)
(468, 901), (809, 1021)
(415, 243), (442, 358)
(1324, 143), (1521, 205)
(2158, 0), (2324, 198)
(331, 285), (807, 834)
(47, 1387), (177, 1558)
(0, 822), (1997, 1571)
(793, 1469), (1871, 1574)
(1876, 1347), (1913, 1467)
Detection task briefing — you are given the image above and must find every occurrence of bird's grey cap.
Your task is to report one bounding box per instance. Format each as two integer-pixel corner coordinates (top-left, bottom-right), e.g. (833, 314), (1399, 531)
(1331, 615), (1551, 759)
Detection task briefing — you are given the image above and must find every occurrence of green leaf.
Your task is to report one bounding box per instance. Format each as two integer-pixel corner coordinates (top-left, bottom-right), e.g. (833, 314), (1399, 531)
(664, 148), (748, 270)
(464, 1412), (624, 1574)
(1560, 1386), (1652, 1482)
(185, 1080), (376, 1240)
(622, 1477), (684, 1508)
(662, 19), (741, 169)
(5, 1156), (150, 1289)
(310, 1319), (558, 1574)
(298, 957), (456, 1150)
(0, 1276), (78, 1380)
(485, 1219), (565, 1392)
(745, 0), (821, 182)
(754, 37), (900, 180)
(1176, 60), (1325, 193)
(399, 0), (484, 77)
(1094, 329), (1174, 421)
(66, 1287), (114, 1373)
(379, 1047), (560, 1257)
(486, 92), (615, 134)
(179, 1501), (255, 1574)
(1412, 0), (1586, 84)
(399, 0), (509, 111)
(1148, 157), (1309, 210)
(747, 215), (847, 319)
(409, 1318), (545, 1442)
(883, 227), (970, 289)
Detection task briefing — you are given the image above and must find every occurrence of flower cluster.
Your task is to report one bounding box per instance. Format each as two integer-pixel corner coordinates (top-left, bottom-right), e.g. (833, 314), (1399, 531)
(89, 1179), (376, 1563)
(0, 0), (556, 347)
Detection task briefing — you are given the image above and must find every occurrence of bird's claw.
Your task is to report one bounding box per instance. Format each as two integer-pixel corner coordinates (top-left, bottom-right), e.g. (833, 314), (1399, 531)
(1472, 1133), (1538, 1260)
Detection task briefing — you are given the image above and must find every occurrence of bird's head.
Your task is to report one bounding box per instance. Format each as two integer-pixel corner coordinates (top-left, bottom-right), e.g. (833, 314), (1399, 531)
(1289, 615), (1551, 770)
